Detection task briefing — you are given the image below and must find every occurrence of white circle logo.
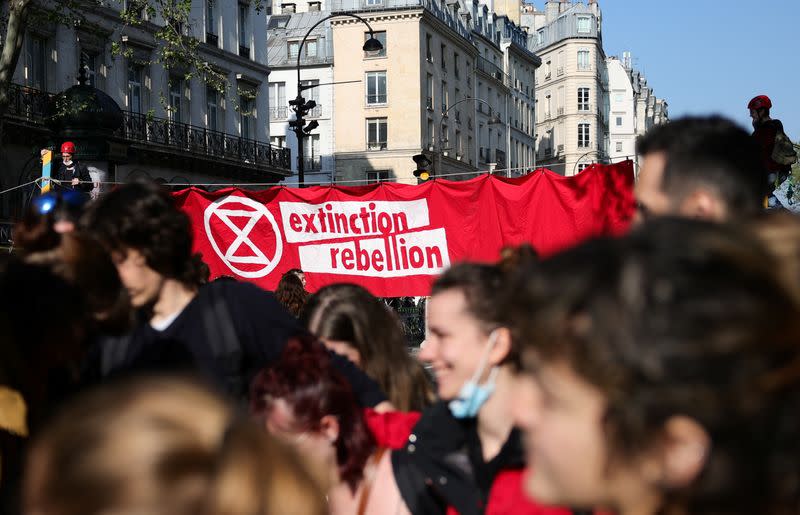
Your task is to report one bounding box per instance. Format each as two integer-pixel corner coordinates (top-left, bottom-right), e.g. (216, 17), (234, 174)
(203, 195), (283, 278)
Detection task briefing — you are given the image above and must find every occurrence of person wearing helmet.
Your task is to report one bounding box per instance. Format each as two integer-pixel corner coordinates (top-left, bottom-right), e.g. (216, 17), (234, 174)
(749, 95), (796, 205)
(50, 142), (93, 194)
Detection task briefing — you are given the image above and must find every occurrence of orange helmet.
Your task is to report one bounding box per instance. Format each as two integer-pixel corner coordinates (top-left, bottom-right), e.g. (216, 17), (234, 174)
(60, 141), (76, 155)
(748, 95), (772, 110)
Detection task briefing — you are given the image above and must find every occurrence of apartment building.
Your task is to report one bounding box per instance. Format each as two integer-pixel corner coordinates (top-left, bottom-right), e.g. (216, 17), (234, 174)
(607, 52), (669, 173)
(2, 0), (288, 220)
(326, 0), (539, 183)
(524, 0), (609, 176)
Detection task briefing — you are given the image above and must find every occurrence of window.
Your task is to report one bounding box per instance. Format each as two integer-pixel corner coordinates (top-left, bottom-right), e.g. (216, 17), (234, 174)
(288, 41), (299, 60)
(426, 73), (434, 110)
(240, 93), (255, 139)
(537, 29), (544, 45)
(24, 35), (47, 90)
(578, 87), (589, 111)
(270, 136), (286, 148)
(577, 163), (590, 173)
(169, 79), (185, 124)
(366, 71), (387, 104)
(365, 0), (384, 6)
(304, 134), (321, 170)
(367, 118), (388, 150)
(441, 81), (448, 113)
(306, 39), (318, 58)
(615, 141), (623, 152)
(616, 116), (623, 127)
(301, 79), (319, 102)
(365, 31), (386, 58)
(81, 51), (97, 87)
(578, 123), (590, 148)
(127, 64), (143, 113)
(308, 1), (321, 10)
(426, 34), (432, 61)
(206, 0), (216, 36)
(367, 170), (390, 183)
(206, 87), (220, 131)
(614, 91), (624, 103)
(440, 44), (446, 71)
(577, 16), (591, 33)
(238, 3), (249, 48)
(454, 52), (460, 78)
(427, 118), (435, 147)
(455, 129), (462, 156)
(577, 50), (590, 70)
(269, 81), (286, 115)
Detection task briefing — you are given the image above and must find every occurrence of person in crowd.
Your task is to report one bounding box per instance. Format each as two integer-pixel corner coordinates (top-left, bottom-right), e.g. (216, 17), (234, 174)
(42, 142), (93, 194)
(81, 180), (387, 408)
(13, 190), (88, 253)
(391, 261), (571, 515)
(251, 337), (411, 515)
(288, 268), (307, 287)
(303, 283), (434, 412)
(744, 210), (800, 300)
(634, 116), (764, 223)
(505, 218), (800, 515)
(275, 269), (308, 318)
(24, 376), (326, 515)
(748, 95), (797, 204)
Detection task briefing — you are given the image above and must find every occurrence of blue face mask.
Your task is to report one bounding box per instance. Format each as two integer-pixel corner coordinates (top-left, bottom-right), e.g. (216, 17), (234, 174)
(448, 330), (500, 419)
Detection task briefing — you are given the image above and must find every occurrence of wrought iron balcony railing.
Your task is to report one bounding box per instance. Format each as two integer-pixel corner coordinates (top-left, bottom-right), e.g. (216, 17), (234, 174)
(5, 84), (52, 124)
(118, 111), (291, 171)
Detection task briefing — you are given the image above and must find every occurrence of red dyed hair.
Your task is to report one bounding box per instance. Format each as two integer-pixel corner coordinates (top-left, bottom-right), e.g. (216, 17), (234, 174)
(249, 336), (376, 492)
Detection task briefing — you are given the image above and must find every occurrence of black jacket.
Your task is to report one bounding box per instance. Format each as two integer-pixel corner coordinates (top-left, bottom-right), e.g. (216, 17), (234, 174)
(54, 160), (93, 193)
(86, 280), (386, 407)
(391, 402), (530, 515)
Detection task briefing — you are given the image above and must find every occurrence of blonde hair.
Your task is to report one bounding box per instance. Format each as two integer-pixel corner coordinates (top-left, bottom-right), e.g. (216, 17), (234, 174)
(25, 377), (326, 515)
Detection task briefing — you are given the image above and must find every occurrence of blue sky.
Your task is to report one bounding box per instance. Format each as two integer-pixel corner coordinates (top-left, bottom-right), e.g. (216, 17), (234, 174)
(529, 0), (799, 139)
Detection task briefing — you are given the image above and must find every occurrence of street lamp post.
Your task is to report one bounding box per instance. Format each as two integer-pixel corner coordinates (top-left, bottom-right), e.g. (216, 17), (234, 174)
(438, 97), (501, 179)
(573, 150), (598, 175)
(290, 13), (383, 187)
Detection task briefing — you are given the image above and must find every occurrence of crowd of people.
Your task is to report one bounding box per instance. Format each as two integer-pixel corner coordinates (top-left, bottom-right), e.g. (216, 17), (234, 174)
(0, 107), (799, 515)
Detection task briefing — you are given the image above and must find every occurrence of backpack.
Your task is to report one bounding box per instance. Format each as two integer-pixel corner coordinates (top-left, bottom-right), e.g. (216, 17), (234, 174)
(772, 127), (798, 166)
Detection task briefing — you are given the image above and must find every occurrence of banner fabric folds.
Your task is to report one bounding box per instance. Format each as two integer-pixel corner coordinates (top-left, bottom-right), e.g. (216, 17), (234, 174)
(174, 161), (634, 297)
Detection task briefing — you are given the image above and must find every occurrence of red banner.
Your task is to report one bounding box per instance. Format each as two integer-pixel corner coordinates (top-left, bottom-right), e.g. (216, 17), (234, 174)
(174, 161), (634, 297)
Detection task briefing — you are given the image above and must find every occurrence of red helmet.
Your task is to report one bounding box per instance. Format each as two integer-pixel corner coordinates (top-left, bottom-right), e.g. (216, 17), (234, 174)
(60, 141), (76, 155)
(748, 95), (772, 110)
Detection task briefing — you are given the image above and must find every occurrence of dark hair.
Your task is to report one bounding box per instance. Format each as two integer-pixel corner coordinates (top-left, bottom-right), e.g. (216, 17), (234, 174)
(302, 283), (434, 411)
(275, 271), (308, 318)
(81, 180), (207, 287)
(504, 218), (800, 515)
(23, 232), (132, 334)
(249, 336), (375, 493)
(635, 116), (764, 214)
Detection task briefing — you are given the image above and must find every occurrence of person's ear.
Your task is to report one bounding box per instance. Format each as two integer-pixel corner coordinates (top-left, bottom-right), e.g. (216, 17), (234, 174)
(679, 189), (727, 222)
(319, 414), (340, 444)
(640, 415), (710, 488)
(488, 327), (512, 366)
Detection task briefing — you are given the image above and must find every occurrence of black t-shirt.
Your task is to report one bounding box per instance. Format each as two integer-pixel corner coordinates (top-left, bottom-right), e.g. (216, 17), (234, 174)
(91, 280), (386, 407)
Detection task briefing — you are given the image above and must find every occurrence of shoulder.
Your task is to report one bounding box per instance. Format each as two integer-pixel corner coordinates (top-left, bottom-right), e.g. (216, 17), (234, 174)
(363, 408), (422, 449)
(202, 279), (281, 307)
(487, 470), (572, 515)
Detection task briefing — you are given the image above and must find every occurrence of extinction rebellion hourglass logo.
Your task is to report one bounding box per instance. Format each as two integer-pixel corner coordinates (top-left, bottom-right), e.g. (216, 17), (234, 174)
(280, 200), (450, 277)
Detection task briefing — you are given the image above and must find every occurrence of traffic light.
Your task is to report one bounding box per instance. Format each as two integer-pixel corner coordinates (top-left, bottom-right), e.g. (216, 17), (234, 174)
(288, 96), (318, 135)
(412, 153), (432, 181)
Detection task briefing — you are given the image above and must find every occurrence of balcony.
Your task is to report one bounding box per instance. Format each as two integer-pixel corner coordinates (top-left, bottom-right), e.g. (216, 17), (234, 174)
(557, 107), (564, 115)
(239, 45), (251, 58)
(557, 144), (564, 153)
(303, 156), (322, 171)
(118, 111), (291, 172)
(5, 84), (51, 125)
(476, 56), (506, 85)
(495, 149), (506, 167)
(557, 66), (564, 76)
(206, 33), (219, 46)
(269, 106), (289, 120)
(426, 97), (433, 111)
(544, 147), (553, 157)
(367, 141), (387, 150)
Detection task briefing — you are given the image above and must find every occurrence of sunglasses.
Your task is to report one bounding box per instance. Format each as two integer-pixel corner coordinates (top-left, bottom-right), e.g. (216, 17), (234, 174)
(31, 191), (87, 216)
